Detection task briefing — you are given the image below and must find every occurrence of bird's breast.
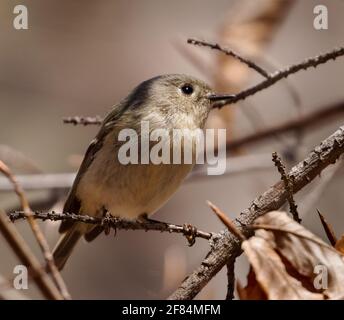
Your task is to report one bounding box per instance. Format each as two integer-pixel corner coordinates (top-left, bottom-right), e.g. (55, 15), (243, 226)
(76, 128), (195, 220)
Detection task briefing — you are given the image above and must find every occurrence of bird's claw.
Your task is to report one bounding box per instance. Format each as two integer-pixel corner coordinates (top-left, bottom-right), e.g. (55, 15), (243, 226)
(183, 223), (197, 246)
(101, 212), (114, 236)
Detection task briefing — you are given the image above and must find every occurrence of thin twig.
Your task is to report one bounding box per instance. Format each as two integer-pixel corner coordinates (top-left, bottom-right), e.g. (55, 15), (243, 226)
(188, 38), (270, 78)
(63, 116), (102, 126)
(317, 209), (337, 246)
(207, 201), (246, 241)
(8, 211), (213, 242)
(207, 45), (344, 107)
(206, 200), (242, 300)
(173, 39), (213, 79)
(0, 161), (71, 300)
(169, 125), (344, 300)
(226, 101), (344, 151)
(226, 261), (235, 300)
(272, 152), (301, 223)
(252, 53), (302, 108)
(0, 210), (62, 300)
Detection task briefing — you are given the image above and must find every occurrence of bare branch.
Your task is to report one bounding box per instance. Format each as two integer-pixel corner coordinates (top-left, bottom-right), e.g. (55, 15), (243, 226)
(207, 45), (344, 107)
(226, 101), (344, 151)
(226, 261), (235, 300)
(63, 116), (102, 126)
(272, 152), (301, 223)
(9, 211), (213, 243)
(188, 38), (270, 78)
(173, 39), (213, 79)
(169, 125), (344, 300)
(207, 201), (246, 241)
(0, 161), (71, 300)
(0, 210), (62, 300)
(207, 200), (242, 300)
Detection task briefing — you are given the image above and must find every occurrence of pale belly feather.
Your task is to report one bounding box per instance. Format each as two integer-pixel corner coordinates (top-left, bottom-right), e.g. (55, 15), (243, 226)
(76, 131), (194, 220)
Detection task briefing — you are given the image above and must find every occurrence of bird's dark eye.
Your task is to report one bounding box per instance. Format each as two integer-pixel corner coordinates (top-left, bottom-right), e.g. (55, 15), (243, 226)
(181, 84), (194, 95)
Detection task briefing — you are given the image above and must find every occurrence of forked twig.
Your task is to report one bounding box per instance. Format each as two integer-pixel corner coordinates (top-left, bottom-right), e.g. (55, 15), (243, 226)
(169, 126), (344, 300)
(206, 44), (344, 107)
(272, 152), (301, 223)
(188, 38), (270, 78)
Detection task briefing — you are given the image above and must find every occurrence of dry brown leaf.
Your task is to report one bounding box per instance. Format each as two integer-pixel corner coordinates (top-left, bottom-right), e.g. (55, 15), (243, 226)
(238, 267), (267, 300)
(254, 211), (344, 299)
(242, 234), (323, 300)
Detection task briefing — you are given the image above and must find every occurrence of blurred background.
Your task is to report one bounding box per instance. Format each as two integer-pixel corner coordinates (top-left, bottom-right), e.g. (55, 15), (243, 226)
(0, 0), (344, 299)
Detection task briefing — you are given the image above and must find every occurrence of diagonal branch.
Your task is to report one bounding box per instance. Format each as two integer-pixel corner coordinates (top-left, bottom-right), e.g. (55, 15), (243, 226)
(207, 45), (344, 107)
(226, 101), (344, 151)
(0, 161), (71, 300)
(168, 125), (344, 300)
(207, 201), (244, 300)
(0, 210), (62, 300)
(187, 38), (270, 78)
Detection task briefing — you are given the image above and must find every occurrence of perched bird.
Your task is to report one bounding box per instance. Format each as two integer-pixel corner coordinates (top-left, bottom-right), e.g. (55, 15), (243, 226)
(53, 74), (214, 270)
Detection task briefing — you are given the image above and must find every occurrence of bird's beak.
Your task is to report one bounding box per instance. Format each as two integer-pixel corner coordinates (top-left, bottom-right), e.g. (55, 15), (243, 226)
(206, 93), (236, 109)
(206, 93), (235, 102)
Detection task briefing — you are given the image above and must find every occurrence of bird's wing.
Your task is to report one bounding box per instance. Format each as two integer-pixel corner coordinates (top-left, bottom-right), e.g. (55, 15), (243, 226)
(59, 103), (129, 233)
(59, 136), (107, 232)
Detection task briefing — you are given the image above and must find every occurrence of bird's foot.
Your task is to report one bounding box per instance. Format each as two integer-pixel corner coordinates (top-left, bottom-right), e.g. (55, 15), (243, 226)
(182, 223), (197, 247)
(101, 211), (117, 236)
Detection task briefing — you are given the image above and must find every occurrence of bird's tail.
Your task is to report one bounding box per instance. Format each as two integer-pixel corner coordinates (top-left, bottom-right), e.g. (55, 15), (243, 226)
(53, 224), (82, 270)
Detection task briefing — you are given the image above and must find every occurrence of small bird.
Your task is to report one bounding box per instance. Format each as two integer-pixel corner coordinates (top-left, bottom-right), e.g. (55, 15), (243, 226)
(53, 74), (214, 270)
